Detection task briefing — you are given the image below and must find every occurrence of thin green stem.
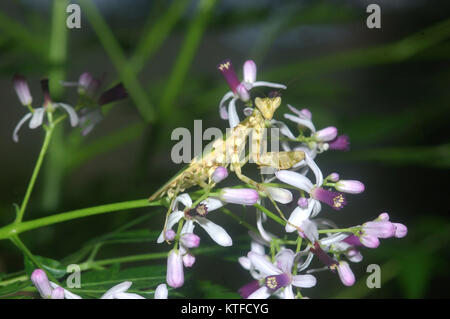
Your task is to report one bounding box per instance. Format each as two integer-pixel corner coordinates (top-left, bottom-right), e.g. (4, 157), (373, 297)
(317, 227), (359, 234)
(254, 203), (286, 226)
(0, 199), (161, 240)
(15, 128), (53, 223)
(221, 208), (258, 233)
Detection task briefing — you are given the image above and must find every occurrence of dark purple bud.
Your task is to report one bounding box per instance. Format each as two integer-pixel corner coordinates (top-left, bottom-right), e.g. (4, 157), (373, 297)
(98, 83), (128, 106)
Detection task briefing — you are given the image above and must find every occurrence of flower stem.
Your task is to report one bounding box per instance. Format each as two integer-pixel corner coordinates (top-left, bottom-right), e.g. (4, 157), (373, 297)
(0, 199), (161, 240)
(253, 203), (286, 226)
(15, 127), (54, 223)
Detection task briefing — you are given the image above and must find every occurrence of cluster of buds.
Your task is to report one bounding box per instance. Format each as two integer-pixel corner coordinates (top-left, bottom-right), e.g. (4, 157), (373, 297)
(12, 72), (128, 141)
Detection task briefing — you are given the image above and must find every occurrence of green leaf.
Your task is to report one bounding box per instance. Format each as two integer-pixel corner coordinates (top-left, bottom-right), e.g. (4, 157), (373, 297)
(24, 255), (67, 279)
(0, 280), (31, 298)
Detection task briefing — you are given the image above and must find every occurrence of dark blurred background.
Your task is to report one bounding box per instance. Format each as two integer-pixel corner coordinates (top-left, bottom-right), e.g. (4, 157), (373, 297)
(0, 0), (449, 298)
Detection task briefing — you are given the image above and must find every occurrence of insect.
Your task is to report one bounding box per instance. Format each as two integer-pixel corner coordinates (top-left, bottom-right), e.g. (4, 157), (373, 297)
(148, 96), (305, 202)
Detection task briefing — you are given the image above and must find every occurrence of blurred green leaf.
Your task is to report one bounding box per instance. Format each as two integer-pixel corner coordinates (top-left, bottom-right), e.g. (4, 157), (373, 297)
(196, 280), (240, 299)
(24, 255), (66, 279)
(0, 280), (31, 298)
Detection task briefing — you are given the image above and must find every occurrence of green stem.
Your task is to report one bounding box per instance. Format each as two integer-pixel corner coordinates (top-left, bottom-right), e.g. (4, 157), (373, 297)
(317, 227), (359, 234)
(254, 203), (286, 226)
(0, 199), (161, 240)
(221, 208), (258, 233)
(15, 128), (53, 223)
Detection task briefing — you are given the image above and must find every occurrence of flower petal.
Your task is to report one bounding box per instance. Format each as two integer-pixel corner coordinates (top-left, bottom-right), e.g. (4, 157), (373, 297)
(157, 211), (183, 243)
(219, 91), (233, 119)
(195, 217), (232, 247)
(55, 103), (79, 127)
(13, 113), (32, 142)
(101, 281), (132, 299)
(154, 283), (168, 299)
(282, 285), (295, 299)
(201, 197), (224, 212)
(252, 81), (287, 90)
(276, 170), (314, 192)
(286, 204), (313, 233)
(276, 249), (294, 274)
(292, 274), (317, 288)
(248, 251), (282, 276)
(284, 113), (316, 133)
(247, 286), (271, 299)
(29, 107), (45, 129)
(228, 97), (240, 128)
(174, 193), (192, 210)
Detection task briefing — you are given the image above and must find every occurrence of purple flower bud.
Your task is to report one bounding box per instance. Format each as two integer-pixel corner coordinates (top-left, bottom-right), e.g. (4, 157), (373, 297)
(328, 135), (350, 151)
(167, 250), (184, 288)
(182, 253), (196, 268)
(238, 280), (261, 299)
(78, 72), (93, 90)
(297, 197), (308, 208)
(219, 188), (259, 205)
(40, 78), (52, 108)
(218, 59), (241, 94)
(13, 74), (32, 106)
(243, 60), (257, 84)
(31, 269), (52, 298)
(343, 234), (363, 247)
(328, 173), (340, 182)
(362, 221), (396, 238)
(360, 234), (380, 248)
(378, 212), (390, 221)
(212, 166), (228, 183)
(165, 229), (176, 241)
(314, 126), (338, 142)
(98, 83), (128, 106)
(311, 187), (346, 210)
(335, 180), (365, 194)
(51, 287), (65, 299)
(393, 223), (408, 238)
(180, 233), (200, 248)
(336, 261), (355, 286)
(154, 283), (168, 299)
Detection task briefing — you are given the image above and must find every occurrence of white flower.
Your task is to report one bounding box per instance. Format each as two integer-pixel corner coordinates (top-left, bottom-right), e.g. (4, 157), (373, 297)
(157, 194), (232, 247)
(239, 249), (316, 299)
(218, 59), (286, 128)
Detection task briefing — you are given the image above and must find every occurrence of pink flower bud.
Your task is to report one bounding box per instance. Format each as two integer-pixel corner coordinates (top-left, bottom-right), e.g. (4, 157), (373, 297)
(328, 172), (340, 182)
(336, 261), (355, 286)
(335, 180), (365, 194)
(31, 269), (52, 298)
(165, 229), (176, 241)
(346, 248), (363, 263)
(220, 188), (259, 205)
(51, 287), (65, 299)
(13, 74), (32, 106)
(182, 253), (196, 268)
(212, 166), (228, 183)
(362, 221), (396, 238)
(328, 135), (350, 151)
(377, 212), (390, 221)
(236, 83), (250, 101)
(314, 126), (338, 142)
(243, 60), (257, 84)
(180, 233), (200, 248)
(360, 234), (380, 248)
(393, 223), (407, 238)
(300, 108), (312, 120)
(166, 250), (184, 288)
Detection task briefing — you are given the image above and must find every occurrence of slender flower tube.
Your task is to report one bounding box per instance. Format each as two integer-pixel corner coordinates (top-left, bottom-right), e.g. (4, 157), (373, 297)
(362, 221), (396, 238)
(335, 180), (365, 194)
(219, 188), (259, 205)
(212, 166), (228, 183)
(311, 187), (347, 210)
(218, 59), (249, 101)
(154, 283), (168, 299)
(167, 250), (184, 288)
(13, 74), (32, 106)
(335, 261), (355, 286)
(328, 135), (350, 151)
(31, 269), (53, 299)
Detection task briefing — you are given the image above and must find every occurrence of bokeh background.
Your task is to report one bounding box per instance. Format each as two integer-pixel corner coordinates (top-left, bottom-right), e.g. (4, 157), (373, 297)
(0, 0), (449, 298)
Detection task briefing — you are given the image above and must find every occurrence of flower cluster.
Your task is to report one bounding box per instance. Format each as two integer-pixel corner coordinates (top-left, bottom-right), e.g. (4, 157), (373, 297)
(155, 59), (407, 299)
(12, 73), (127, 141)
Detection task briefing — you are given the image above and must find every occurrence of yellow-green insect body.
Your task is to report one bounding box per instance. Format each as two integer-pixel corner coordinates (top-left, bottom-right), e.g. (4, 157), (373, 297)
(148, 97), (304, 201)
